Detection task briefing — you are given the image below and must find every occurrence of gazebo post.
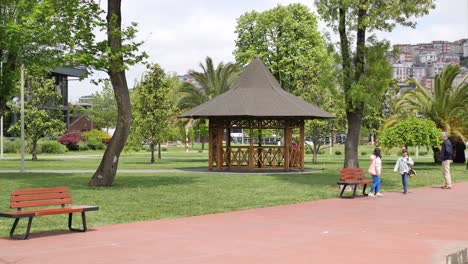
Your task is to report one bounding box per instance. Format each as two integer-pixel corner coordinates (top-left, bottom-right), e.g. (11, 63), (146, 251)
(249, 127), (254, 171)
(257, 128), (262, 168)
(208, 122), (213, 170)
(226, 127), (231, 168)
(300, 122), (305, 171)
(284, 123), (290, 172)
(216, 126), (223, 171)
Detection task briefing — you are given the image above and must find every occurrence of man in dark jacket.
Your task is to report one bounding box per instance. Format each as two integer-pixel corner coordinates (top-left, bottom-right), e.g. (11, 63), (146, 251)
(440, 132), (453, 189)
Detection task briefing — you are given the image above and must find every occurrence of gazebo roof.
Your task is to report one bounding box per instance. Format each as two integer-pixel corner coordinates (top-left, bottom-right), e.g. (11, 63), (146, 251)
(179, 57), (335, 119)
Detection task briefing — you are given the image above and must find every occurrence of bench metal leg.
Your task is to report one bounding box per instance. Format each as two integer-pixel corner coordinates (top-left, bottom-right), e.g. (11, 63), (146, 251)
(68, 212), (87, 232)
(10, 217), (33, 240)
(352, 184), (358, 198)
(339, 184), (348, 198)
(362, 184), (368, 195)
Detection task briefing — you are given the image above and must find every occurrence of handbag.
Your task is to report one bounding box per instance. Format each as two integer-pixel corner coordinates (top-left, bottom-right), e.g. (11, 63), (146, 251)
(409, 168), (417, 178)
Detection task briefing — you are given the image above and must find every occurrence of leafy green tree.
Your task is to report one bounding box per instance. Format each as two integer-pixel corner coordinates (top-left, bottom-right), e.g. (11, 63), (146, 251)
(315, 0), (435, 168)
(361, 41), (398, 143)
(378, 117), (441, 149)
(234, 3), (335, 96)
(385, 65), (468, 140)
(132, 63), (175, 163)
(0, 0), (101, 117)
(8, 78), (65, 160)
(87, 81), (117, 133)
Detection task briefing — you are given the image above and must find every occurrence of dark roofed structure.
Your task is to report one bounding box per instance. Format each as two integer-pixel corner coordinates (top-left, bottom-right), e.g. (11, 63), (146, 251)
(180, 57), (334, 119)
(180, 57), (334, 171)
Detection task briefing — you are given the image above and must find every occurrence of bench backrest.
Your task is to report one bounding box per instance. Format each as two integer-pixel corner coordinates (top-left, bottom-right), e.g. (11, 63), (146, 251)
(340, 168), (365, 181)
(10, 187), (72, 210)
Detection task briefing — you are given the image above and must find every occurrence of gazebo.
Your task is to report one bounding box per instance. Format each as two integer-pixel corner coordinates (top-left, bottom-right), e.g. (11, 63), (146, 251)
(180, 57), (334, 171)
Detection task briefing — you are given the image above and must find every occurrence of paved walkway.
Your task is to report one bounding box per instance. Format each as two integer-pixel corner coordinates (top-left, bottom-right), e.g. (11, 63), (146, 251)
(1, 183), (468, 264)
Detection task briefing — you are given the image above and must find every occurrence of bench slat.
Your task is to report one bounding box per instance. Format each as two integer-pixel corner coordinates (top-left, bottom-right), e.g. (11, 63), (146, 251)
(12, 187), (69, 196)
(11, 192), (71, 203)
(11, 198), (73, 209)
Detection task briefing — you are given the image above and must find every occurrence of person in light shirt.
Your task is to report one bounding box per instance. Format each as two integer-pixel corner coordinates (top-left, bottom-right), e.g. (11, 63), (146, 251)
(393, 147), (414, 194)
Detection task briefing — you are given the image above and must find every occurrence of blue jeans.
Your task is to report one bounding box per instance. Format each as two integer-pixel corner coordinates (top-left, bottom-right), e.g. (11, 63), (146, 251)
(401, 172), (408, 193)
(370, 175), (380, 193)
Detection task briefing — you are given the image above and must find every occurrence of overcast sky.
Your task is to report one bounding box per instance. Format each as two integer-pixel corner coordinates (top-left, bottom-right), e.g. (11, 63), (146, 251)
(68, 0), (468, 102)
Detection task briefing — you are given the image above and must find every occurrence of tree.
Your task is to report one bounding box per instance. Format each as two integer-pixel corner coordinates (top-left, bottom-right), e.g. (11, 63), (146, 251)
(87, 81), (117, 133)
(89, 0), (146, 186)
(177, 57), (241, 149)
(385, 65), (468, 140)
(131, 63), (175, 163)
(315, 0), (435, 168)
(378, 117), (441, 149)
(234, 3), (335, 96)
(0, 0), (101, 118)
(8, 77), (65, 160)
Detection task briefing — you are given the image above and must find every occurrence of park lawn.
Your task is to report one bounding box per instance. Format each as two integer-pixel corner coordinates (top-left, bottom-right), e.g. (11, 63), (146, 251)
(0, 146), (466, 237)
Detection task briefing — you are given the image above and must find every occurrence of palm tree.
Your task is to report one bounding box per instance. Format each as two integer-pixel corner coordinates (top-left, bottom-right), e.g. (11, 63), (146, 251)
(178, 56), (242, 149)
(385, 65), (468, 139)
(177, 56), (241, 110)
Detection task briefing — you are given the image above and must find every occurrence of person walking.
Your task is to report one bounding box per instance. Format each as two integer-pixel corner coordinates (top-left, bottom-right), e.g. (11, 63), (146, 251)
(393, 147), (414, 194)
(368, 148), (383, 197)
(440, 132), (453, 189)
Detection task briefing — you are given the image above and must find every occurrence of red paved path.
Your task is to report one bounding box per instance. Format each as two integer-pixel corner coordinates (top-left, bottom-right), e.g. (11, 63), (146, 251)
(1, 183), (468, 264)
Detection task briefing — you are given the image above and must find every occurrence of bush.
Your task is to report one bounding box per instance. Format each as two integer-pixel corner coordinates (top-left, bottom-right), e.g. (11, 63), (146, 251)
(162, 147), (168, 152)
(419, 151), (428, 156)
(361, 151), (368, 156)
(102, 137), (112, 145)
(409, 151), (415, 156)
(58, 132), (86, 151)
(305, 149), (312, 154)
(78, 141), (89, 151)
(82, 129), (109, 141)
(2, 138), (20, 153)
(317, 150), (325, 155)
(87, 138), (105, 150)
(335, 150), (342, 155)
(38, 140), (66, 154)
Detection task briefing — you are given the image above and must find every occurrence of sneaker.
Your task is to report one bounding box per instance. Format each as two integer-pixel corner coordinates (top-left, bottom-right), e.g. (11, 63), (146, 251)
(368, 193), (375, 197)
(403, 191), (407, 194)
(376, 192), (384, 197)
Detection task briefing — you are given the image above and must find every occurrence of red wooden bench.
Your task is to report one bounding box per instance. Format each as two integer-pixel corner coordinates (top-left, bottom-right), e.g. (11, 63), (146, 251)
(337, 168), (373, 198)
(0, 187), (99, 239)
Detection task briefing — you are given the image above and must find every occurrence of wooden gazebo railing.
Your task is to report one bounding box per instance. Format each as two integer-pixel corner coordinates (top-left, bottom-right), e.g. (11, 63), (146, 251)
(208, 118), (304, 171)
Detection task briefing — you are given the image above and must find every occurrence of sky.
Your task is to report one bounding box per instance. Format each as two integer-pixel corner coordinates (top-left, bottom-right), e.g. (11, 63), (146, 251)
(68, 0), (468, 102)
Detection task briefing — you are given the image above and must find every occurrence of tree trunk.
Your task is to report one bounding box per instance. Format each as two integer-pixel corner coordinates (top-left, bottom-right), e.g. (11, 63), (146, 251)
(32, 141), (37, 161)
(89, 0), (131, 187)
(150, 143), (155, 163)
(339, 5), (367, 168)
(158, 142), (161, 160)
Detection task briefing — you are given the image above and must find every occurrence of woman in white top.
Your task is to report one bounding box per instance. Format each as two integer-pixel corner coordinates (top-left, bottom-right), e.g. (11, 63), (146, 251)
(393, 147), (414, 194)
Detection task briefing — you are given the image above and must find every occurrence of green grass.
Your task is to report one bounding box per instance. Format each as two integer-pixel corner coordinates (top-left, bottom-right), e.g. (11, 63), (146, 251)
(0, 144), (466, 237)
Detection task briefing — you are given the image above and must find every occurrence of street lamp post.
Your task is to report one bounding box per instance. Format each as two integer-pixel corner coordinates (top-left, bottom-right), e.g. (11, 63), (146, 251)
(20, 65), (25, 172)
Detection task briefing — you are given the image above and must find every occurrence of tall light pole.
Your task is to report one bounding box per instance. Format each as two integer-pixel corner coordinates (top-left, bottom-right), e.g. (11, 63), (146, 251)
(20, 65), (25, 172)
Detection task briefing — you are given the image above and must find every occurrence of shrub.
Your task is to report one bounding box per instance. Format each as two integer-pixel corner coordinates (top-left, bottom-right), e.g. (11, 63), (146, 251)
(102, 137), (112, 145)
(317, 150), (325, 155)
(58, 132), (85, 149)
(361, 151), (368, 156)
(409, 151), (415, 156)
(38, 140), (66, 154)
(419, 151), (428, 156)
(82, 129), (109, 141)
(78, 141), (89, 151)
(162, 147), (168, 152)
(305, 149), (312, 154)
(335, 150), (342, 155)
(87, 138), (105, 150)
(3, 138), (20, 153)
(58, 132), (85, 145)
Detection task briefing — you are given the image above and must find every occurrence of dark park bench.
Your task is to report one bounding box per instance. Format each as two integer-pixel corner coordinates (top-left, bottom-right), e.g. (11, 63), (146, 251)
(0, 187), (99, 240)
(337, 168), (373, 198)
